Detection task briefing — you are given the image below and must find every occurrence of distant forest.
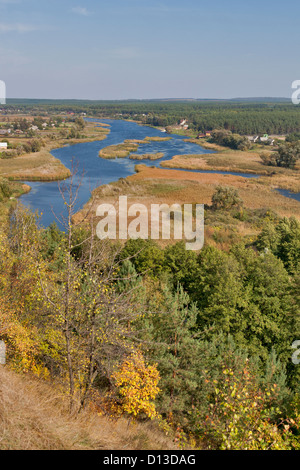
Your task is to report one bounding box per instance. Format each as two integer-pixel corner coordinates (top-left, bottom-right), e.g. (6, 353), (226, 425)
(4, 98), (300, 135)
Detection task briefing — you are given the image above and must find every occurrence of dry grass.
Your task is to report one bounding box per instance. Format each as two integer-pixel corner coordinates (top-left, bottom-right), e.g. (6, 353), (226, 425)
(87, 165), (300, 219)
(0, 121), (110, 181)
(0, 366), (178, 451)
(160, 147), (300, 193)
(73, 164), (300, 252)
(183, 138), (226, 151)
(161, 150), (274, 174)
(0, 150), (71, 181)
(129, 152), (165, 160)
(99, 142), (140, 159)
(129, 165), (300, 216)
(99, 136), (171, 160)
(143, 136), (172, 142)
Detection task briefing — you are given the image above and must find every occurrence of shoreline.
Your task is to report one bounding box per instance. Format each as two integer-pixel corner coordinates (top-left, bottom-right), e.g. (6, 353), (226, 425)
(0, 120), (111, 183)
(8, 118), (300, 226)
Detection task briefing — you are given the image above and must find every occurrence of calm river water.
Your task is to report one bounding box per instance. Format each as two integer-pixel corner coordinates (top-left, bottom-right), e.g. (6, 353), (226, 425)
(19, 119), (300, 229)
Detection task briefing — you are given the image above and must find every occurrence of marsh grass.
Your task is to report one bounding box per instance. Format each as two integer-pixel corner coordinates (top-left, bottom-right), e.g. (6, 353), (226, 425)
(0, 149), (71, 181)
(160, 147), (300, 193)
(99, 136), (171, 159)
(143, 136), (172, 142)
(99, 142), (140, 159)
(161, 150), (273, 174)
(129, 152), (165, 160)
(74, 164), (300, 252)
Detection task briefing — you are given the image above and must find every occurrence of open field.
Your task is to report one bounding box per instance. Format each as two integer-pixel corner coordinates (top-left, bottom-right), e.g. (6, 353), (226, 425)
(127, 165), (300, 219)
(160, 150), (300, 174)
(130, 165), (300, 216)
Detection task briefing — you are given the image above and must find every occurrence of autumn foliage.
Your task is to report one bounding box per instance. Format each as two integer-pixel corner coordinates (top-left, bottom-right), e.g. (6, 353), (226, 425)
(109, 352), (161, 420)
(201, 364), (300, 450)
(0, 175), (299, 450)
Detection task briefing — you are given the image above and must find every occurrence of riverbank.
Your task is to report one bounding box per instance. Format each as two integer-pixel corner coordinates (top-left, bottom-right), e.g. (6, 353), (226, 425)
(15, 117), (300, 233)
(0, 120), (110, 182)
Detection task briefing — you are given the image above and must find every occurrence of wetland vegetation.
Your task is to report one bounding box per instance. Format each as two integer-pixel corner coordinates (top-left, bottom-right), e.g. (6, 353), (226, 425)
(1, 99), (300, 450)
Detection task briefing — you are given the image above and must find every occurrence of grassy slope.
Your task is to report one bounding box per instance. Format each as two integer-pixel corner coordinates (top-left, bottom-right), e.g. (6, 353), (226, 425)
(0, 366), (178, 451)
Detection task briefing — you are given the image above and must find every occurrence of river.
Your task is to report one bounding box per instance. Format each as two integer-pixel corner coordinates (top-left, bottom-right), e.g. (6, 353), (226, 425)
(19, 119), (300, 229)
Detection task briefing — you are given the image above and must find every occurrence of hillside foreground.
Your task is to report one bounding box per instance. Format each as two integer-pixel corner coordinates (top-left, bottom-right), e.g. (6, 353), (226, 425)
(0, 366), (178, 451)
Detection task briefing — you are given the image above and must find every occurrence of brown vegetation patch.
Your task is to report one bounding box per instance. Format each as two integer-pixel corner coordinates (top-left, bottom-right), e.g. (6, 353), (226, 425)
(0, 150), (71, 181)
(127, 165), (300, 219)
(99, 136), (172, 159)
(143, 136), (172, 142)
(129, 152), (165, 160)
(99, 142), (140, 159)
(0, 367), (178, 450)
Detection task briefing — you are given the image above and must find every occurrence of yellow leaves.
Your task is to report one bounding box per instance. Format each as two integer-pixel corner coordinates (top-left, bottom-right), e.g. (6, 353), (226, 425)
(0, 293), (41, 374)
(203, 362), (296, 450)
(109, 351), (161, 420)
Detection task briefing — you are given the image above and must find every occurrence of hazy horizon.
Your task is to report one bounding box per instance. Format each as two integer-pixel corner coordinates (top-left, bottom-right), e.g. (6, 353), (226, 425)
(1, 0), (299, 101)
(4, 96), (292, 102)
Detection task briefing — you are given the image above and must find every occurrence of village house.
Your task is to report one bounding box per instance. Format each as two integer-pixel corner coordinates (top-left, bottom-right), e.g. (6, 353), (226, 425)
(259, 134), (269, 142)
(197, 131), (212, 139)
(179, 119), (189, 130)
(0, 129), (10, 135)
(251, 134), (275, 145)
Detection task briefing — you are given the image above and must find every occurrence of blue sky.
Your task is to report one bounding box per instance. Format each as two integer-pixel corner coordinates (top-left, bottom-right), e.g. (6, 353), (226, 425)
(0, 0), (299, 99)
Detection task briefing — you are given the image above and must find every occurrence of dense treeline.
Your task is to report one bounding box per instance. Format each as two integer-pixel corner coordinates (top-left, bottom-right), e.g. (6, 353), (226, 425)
(3, 99), (300, 135)
(0, 176), (299, 449)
